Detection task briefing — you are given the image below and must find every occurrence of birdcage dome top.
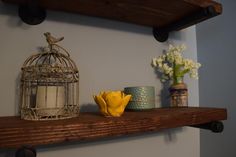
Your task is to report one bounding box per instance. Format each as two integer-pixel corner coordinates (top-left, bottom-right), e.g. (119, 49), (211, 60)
(21, 32), (79, 83)
(22, 47), (78, 73)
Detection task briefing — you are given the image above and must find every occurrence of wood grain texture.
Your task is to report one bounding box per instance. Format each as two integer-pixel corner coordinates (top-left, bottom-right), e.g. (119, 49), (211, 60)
(0, 107), (227, 148)
(2, 0), (222, 29)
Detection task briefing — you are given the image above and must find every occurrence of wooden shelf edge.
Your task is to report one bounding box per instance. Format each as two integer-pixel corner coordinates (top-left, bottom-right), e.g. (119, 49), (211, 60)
(184, 0), (222, 13)
(2, 0), (222, 29)
(0, 107), (227, 149)
(160, 2), (222, 31)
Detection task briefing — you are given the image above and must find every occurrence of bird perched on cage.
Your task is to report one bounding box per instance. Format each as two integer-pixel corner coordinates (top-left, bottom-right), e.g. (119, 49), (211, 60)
(44, 32), (64, 45)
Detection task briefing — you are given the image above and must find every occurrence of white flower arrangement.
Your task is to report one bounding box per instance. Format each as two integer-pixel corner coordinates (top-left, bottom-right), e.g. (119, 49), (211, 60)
(152, 44), (201, 84)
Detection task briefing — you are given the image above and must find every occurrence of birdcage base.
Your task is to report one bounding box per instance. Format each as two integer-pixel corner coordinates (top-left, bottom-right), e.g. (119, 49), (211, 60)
(21, 105), (80, 121)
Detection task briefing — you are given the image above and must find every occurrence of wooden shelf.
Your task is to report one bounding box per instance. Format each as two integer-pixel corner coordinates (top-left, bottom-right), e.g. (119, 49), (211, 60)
(2, 0), (222, 41)
(0, 107), (227, 149)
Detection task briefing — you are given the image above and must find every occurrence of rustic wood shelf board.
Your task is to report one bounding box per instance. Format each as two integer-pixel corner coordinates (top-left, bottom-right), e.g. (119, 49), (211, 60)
(0, 107), (227, 148)
(2, 0), (222, 30)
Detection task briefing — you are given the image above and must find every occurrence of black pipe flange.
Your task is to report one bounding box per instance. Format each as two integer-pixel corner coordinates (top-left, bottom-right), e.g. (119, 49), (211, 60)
(18, 2), (46, 25)
(15, 146), (37, 157)
(153, 28), (169, 42)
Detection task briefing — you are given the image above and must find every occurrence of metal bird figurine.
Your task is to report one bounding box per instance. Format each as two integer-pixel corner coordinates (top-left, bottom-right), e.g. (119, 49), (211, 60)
(44, 32), (64, 45)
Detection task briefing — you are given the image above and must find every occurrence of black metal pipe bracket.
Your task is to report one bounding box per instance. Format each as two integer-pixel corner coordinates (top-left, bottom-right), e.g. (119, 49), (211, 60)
(190, 121), (224, 133)
(15, 146), (37, 157)
(152, 28), (169, 42)
(153, 5), (219, 42)
(18, 0), (46, 25)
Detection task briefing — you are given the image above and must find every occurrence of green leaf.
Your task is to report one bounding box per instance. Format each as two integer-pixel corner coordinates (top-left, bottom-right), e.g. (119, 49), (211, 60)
(179, 69), (190, 76)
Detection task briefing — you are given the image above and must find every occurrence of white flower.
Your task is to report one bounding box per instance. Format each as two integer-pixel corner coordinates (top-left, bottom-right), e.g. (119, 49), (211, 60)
(152, 58), (158, 67)
(168, 44), (174, 51)
(161, 54), (166, 60)
(151, 44), (201, 83)
(180, 44), (186, 51)
(162, 64), (171, 73)
(196, 63), (201, 68)
(169, 71), (173, 77)
(190, 70), (199, 79)
(157, 57), (163, 64)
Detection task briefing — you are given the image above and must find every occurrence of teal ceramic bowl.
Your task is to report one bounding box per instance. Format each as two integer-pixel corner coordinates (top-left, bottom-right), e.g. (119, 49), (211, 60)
(124, 86), (155, 110)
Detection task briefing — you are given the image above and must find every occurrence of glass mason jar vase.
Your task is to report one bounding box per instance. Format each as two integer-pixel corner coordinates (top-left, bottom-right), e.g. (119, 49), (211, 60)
(169, 77), (188, 107)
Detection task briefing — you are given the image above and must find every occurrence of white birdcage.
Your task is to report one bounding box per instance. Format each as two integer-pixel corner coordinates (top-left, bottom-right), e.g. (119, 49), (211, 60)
(20, 33), (79, 120)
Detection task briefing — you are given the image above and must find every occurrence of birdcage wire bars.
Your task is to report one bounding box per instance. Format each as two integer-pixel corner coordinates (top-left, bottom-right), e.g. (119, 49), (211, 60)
(20, 33), (79, 120)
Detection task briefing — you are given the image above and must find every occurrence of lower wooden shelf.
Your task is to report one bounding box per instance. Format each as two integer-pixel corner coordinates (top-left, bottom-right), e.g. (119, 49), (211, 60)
(0, 107), (227, 149)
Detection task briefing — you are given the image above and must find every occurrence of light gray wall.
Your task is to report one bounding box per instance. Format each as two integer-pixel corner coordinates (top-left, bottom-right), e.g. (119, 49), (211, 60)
(196, 0), (236, 157)
(0, 2), (199, 157)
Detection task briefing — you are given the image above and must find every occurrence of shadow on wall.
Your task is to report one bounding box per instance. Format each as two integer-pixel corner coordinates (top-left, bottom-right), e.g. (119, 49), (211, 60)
(0, 2), (152, 36)
(80, 103), (99, 112)
(0, 150), (14, 157)
(0, 3), (27, 29)
(14, 73), (21, 116)
(153, 51), (171, 108)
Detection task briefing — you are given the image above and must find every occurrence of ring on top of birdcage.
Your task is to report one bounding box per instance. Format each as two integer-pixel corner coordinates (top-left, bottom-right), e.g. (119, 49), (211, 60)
(20, 32), (79, 121)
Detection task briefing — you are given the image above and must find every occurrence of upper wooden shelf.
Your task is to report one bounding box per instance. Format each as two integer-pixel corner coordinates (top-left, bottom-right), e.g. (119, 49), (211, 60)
(0, 107), (227, 149)
(2, 0), (222, 41)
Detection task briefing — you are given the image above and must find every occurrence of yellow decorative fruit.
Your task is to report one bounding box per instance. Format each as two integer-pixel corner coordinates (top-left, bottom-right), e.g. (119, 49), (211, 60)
(93, 91), (131, 117)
